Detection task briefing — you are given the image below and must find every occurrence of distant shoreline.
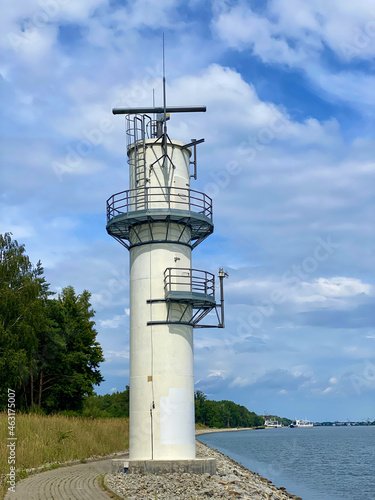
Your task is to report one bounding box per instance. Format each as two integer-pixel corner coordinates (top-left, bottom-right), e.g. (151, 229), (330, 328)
(195, 426), (256, 436)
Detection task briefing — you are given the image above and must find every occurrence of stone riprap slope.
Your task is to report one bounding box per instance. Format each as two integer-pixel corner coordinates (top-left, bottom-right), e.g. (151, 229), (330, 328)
(105, 440), (302, 500)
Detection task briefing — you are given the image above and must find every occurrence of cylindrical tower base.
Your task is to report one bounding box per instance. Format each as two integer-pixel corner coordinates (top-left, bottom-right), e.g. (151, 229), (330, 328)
(129, 225), (195, 460)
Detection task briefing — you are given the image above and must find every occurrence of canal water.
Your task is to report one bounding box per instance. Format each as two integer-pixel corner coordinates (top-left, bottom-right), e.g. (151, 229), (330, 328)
(197, 426), (375, 500)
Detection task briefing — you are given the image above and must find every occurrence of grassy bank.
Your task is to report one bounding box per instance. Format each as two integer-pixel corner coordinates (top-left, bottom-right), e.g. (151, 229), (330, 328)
(0, 413), (128, 479)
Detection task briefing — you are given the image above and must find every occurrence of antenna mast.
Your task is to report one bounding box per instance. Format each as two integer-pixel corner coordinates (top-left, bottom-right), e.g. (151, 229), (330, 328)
(162, 34), (167, 166)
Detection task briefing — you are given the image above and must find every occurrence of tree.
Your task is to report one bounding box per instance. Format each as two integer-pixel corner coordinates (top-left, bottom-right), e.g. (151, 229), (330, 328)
(195, 390), (207, 404)
(195, 390), (207, 424)
(193, 390), (270, 428)
(41, 287), (105, 413)
(0, 233), (50, 410)
(82, 386), (130, 418)
(0, 234), (105, 413)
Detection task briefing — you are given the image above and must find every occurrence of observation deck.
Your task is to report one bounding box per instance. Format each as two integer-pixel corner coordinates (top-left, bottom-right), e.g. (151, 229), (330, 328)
(164, 267), (216, 308)
(106, 186), (213, 249)
(147, 268), (220, 327)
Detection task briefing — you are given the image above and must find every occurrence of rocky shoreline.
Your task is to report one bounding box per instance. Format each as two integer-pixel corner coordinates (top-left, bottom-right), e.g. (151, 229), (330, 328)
(105, 435), (302, 499)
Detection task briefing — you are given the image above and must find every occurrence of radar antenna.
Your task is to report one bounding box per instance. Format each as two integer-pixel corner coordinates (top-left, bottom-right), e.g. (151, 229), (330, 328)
(112, 36), (206, 116)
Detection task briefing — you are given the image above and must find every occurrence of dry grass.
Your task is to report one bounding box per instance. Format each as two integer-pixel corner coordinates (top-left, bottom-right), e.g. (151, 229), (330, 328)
(195, 423), (210, 430)
(0, 413), (129, 475)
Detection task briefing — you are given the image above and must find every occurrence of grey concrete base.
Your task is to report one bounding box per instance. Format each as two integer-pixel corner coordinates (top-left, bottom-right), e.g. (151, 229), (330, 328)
(111, 458), (216, 475)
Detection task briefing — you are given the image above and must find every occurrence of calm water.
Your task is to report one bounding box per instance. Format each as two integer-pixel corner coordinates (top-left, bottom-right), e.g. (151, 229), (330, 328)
(197, 426), (375, 500)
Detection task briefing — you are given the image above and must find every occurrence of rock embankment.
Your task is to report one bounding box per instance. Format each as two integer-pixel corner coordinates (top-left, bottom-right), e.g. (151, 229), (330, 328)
(105, 440), (302, 500)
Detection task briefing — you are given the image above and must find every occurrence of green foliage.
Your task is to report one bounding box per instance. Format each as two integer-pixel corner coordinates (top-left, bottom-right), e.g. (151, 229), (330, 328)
(194, 392), (265, 428)
(0, 233), (104, 414)
(0, 233), (50, 409)
(57, 430), (73, 442)
(82, 387), (130, 418)
(81, 387), (271, 430)
(41, 287), (105, 413)
(17, 469), (28, 480)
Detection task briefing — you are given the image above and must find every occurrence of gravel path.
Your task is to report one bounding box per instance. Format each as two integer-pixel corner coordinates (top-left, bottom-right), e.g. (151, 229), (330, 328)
(4, 456), (125, 500)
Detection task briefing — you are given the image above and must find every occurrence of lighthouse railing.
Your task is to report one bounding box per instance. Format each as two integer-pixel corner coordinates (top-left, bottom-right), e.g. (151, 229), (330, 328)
(107, 187), (212, 221)
(164, 268), (215, 299)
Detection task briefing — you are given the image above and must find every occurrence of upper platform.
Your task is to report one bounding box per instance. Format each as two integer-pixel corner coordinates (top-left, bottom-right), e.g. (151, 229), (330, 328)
(106, 186), (214, 249)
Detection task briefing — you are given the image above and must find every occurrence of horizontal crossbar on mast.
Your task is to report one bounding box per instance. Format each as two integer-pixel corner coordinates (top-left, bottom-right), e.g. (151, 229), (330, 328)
(112, 106), (206, 115)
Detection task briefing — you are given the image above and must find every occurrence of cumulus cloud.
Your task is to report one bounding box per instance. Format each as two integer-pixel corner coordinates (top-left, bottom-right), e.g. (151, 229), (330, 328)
(250, 369), (312, 392)
(212, 0), (375, 105)
(195, 371), (229, 393)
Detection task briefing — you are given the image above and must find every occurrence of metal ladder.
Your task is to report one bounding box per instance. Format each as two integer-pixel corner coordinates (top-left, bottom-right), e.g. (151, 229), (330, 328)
(131, 115), (147, 188)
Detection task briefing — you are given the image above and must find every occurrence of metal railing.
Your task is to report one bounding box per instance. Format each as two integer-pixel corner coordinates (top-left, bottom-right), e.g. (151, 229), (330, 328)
(125, 113), (158, 147)
(107, 187), (212, 222)
(164, 268), (215, 299)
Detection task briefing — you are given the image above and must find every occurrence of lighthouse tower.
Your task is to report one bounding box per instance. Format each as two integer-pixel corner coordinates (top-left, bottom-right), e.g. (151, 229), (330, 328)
(107, 101), (225, 472)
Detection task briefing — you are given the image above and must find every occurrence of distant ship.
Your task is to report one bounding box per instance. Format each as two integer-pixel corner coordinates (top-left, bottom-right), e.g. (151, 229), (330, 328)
(290, 419), (313, 428)
(265, 419), (282, 428)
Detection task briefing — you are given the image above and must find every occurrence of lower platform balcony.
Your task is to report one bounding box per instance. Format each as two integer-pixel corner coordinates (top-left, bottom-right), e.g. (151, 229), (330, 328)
(163, 267), (216, 309)
(147, 268), (224, 328)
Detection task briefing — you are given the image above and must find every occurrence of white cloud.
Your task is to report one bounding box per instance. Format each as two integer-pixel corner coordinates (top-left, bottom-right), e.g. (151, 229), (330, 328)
(307, 277), (373, 298)
(291, 277), (373, 310)
(226, 274), (373, 313)
(322, 387), (332, 394)
(214, 0), (375, 61)
(99, 314), (128, 329)
(212, 1), (375, 105)
(105, 348), (129, 360)
(167, 63), (342, 158)
(109, 0), (183, 29)
(229, 376), (251, 388)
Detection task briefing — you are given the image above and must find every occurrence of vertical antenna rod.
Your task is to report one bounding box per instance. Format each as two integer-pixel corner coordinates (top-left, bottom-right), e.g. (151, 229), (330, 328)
(163, 34), (166, 124)
(162, 34), (167, 165)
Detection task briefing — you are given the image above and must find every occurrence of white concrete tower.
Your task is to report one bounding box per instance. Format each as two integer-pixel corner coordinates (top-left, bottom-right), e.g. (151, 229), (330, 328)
(107, 105), (225, 467)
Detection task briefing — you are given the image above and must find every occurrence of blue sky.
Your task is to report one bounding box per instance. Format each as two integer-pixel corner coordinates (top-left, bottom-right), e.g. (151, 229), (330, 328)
(1, 0), (374, 422)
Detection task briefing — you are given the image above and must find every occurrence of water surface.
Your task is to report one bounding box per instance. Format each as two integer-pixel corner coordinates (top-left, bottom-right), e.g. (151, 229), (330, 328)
(197, 426), (375, 500)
